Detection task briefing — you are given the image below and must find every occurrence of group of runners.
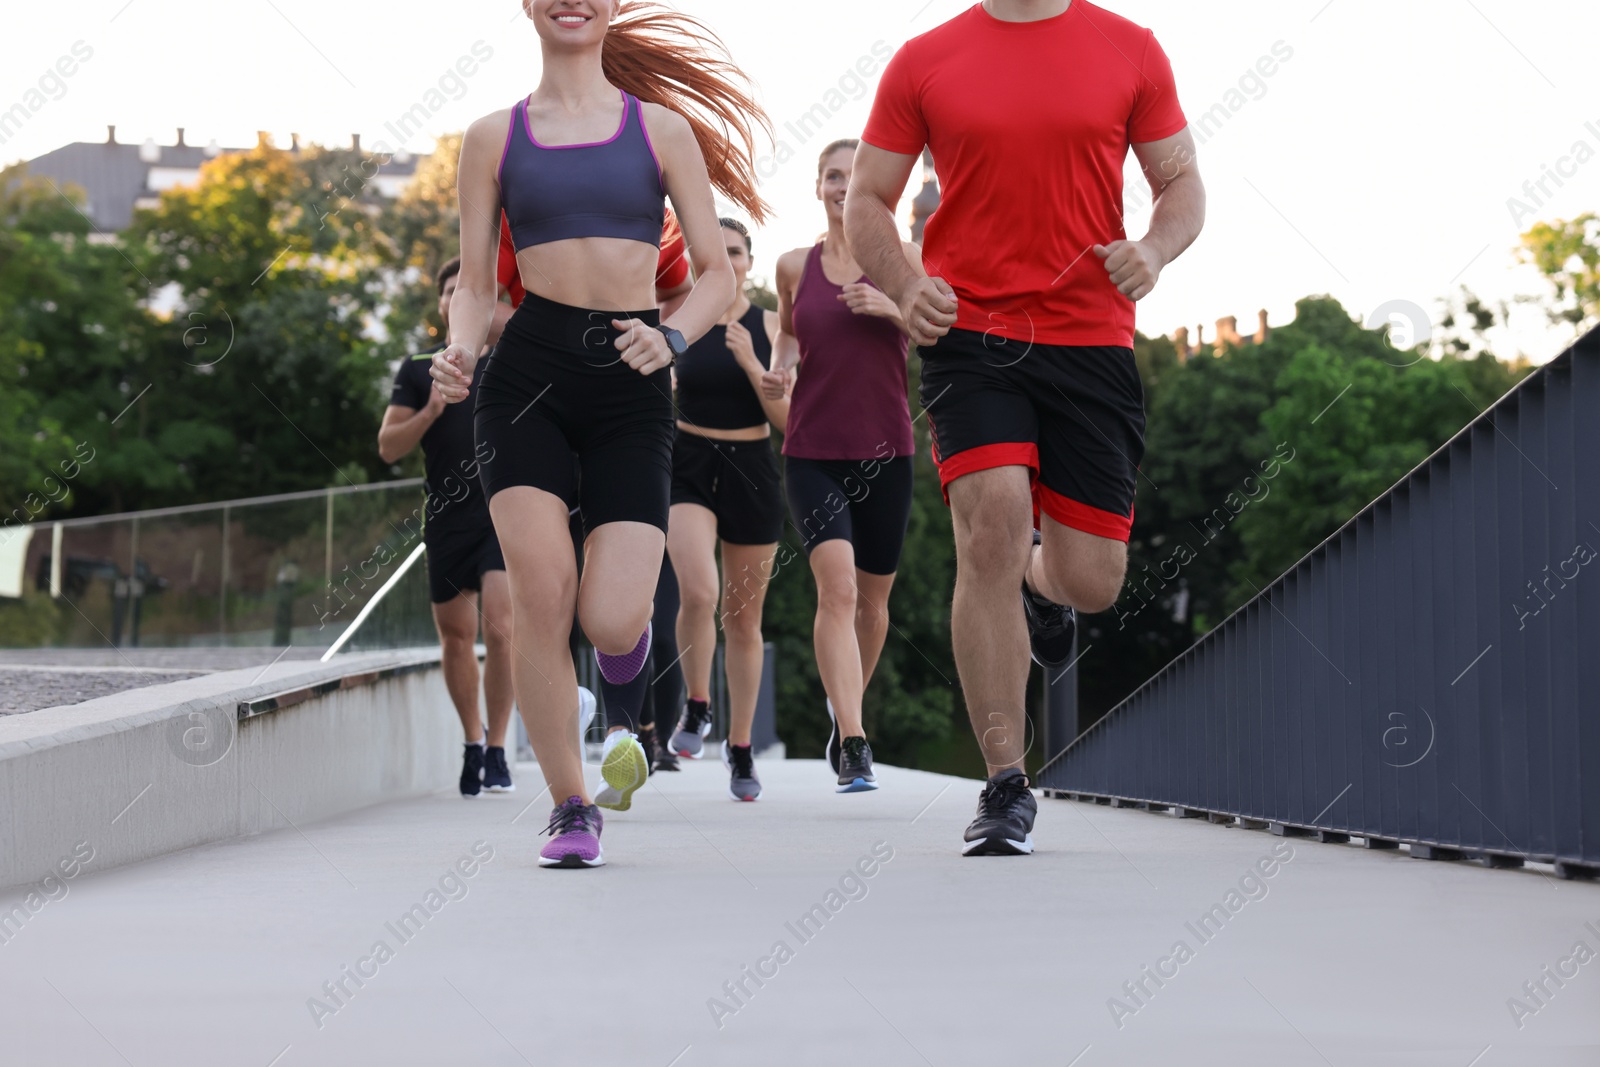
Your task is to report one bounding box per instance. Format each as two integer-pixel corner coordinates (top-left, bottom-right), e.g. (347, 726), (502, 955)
(380, 0), (1204, 869)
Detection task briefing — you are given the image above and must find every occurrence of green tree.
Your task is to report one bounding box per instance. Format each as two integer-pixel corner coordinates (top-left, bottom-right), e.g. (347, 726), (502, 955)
(1234, 342), (1522, 602)
(378, 135), (463, 360)
(64, 143), (397, 508)
(0, 165), (149, 518)
(1520, 213), (1599, 335)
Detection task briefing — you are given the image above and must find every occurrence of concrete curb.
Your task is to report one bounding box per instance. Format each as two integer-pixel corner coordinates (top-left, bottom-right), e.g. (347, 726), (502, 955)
(0, 649), (456, 890)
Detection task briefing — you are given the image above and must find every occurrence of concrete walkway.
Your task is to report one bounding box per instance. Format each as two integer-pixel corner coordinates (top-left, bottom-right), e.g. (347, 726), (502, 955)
(1, 758), (1596, 1066)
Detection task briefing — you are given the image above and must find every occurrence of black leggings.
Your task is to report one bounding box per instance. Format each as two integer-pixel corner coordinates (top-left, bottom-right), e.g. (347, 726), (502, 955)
(595, 550), (683, 734)
(643, 553), (683, 730)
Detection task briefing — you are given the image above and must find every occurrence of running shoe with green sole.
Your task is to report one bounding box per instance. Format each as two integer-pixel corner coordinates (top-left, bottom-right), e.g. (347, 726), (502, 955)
(595, 732), (649, 811)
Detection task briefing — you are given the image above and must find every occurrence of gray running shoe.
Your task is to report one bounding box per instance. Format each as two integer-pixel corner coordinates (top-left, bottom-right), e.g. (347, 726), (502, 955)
(721, 740), (762, 802)
(670, 699), (712, 759)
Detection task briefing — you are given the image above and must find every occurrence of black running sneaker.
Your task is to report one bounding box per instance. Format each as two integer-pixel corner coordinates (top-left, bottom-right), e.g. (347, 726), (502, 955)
(482, 745), (514, 792)
(962, 768), (1037, 856)
(653, 745), (681, 772)
(459, 743), (484, 798)
(636, 724), (659, 777)
(1022, 529), (1077, 669)
(837, 736), (878, 793)
(1021, 585), (1076, 670)
(825, 698), (841, 774)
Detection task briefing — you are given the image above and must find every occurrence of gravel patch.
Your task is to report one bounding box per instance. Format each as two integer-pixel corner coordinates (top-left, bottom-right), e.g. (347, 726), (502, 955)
(0, 647), (326, 670)
(0, 668), (207, 715)
(0, 647), (327, 716)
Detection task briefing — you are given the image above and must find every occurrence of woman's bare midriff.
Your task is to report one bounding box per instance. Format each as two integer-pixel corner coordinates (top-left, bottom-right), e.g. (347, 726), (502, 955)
(515, 238), (660, 312)
(677, 421), (769, 441)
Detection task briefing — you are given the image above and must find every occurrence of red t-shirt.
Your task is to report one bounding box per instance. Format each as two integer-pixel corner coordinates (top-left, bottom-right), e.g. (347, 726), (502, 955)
(863, 2), (1187, 347)
(496, 207), (688, 307)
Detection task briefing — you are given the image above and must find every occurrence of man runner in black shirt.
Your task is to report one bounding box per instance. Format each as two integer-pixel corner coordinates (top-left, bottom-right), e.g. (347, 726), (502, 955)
(380, 258), (516, 796)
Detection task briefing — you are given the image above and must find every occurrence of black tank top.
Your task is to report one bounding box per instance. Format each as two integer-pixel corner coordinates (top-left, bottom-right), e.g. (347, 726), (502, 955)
(674, 303), (771, 430)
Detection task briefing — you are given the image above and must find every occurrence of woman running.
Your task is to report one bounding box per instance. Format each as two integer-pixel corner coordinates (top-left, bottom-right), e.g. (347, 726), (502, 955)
(664, 218), (787, 802)
(432, 0), (768, 869)
(768, 138), (918, 794)
(496, 205), (690, 796)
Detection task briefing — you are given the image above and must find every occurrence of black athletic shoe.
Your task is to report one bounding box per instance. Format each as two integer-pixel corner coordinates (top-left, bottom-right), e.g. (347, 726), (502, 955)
(459, 743), (484, 798)
(825, 698), (841, 775)
(653, 745), (681, 772)
(1022, 529), (1077, 669)
(636, 725), (659, 777)
(837, 736), (878, 793)
(482, 746), (514, 792)
(962, 768), (1037, 856)
(1022, 586), (1076, 669)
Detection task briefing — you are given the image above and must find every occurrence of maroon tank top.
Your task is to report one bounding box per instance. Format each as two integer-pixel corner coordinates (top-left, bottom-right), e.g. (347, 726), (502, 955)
(784, 242), (913, 460)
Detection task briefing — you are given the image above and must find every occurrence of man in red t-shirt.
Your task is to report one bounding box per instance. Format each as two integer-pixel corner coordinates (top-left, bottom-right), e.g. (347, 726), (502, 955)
(847, 0), (1205, 857)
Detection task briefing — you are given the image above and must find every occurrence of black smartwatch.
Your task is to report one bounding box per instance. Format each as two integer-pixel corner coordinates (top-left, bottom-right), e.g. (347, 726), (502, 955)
(655, 324), (688, 362)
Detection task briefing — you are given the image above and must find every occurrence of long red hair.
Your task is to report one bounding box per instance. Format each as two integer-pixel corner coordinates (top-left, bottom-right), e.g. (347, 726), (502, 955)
(601, 2), (772, 223)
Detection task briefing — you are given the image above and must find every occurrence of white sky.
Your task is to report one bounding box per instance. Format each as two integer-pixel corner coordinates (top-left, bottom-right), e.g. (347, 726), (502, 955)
(6, 0), (1597, 362)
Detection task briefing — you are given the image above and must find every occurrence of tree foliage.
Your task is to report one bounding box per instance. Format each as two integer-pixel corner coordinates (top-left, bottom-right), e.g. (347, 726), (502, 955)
(0, 165), (146, 518)
(1520, 213), (1599, 335)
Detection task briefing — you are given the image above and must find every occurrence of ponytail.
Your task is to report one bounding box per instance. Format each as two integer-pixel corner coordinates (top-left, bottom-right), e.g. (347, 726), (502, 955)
(602, 2), (772, 222)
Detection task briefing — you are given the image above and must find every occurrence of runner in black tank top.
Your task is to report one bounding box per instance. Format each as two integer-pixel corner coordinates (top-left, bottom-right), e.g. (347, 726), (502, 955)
(664, 219), (787, 802)
(379, 258), (518, 798)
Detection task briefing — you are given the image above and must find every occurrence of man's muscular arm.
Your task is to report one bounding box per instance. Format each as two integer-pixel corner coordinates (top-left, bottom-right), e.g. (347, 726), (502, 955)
(844, 143), (957, 347)
(1095, 127), (1206, 302)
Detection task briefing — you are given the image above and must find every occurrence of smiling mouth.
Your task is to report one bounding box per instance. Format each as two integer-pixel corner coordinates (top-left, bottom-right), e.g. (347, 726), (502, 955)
(553, 12), (591, 26)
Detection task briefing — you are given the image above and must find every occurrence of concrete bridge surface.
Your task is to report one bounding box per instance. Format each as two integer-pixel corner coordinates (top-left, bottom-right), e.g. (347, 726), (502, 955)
(2, 757), (1596, 1066)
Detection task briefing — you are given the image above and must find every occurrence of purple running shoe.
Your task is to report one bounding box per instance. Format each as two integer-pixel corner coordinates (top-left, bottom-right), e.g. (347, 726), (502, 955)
(594, 622), (652, 685)
(538, 796), (604, 868)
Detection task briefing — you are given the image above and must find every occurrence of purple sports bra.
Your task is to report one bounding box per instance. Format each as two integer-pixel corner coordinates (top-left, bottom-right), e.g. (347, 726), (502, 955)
(498, 90), (665, 250)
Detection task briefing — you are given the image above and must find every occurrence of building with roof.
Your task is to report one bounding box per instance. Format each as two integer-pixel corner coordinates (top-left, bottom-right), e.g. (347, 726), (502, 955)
(20, 127), (420, 233)
(1172, 310), (1272, 362)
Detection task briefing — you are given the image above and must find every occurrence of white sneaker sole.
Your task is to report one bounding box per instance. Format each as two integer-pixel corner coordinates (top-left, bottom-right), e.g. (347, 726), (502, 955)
(962, 833), (1034, 856)
(538, 848), (605, 868)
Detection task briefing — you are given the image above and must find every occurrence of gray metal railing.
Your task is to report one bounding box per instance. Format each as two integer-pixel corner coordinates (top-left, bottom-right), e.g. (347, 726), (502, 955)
(2, 480), (428, 649)
(1037, 326), (1600, 877)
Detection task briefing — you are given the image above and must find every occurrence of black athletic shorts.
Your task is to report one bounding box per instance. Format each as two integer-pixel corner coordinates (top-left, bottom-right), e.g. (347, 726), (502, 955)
(784, 455), (913, 576)
(474, 292), (674, 534)
(918, 328), (1145, 542)
(670, 432), (784, 545)
(424, 520), (505, 604)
